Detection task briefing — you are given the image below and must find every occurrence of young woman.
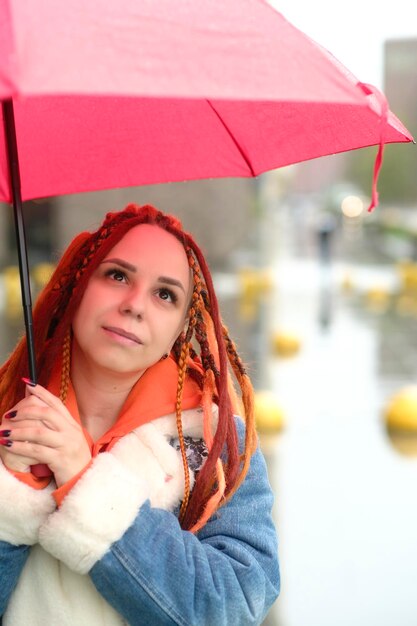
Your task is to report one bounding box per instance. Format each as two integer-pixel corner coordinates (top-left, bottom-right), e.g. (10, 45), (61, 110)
(0, 204), (279, 625)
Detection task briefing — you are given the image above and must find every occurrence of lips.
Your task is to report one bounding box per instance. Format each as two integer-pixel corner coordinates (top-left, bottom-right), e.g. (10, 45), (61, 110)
(102, 326), (143, 344)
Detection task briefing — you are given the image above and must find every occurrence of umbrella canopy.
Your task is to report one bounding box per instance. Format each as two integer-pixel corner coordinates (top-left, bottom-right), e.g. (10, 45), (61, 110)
(0, 0), (413, 477)
(0, 0), (413, 203)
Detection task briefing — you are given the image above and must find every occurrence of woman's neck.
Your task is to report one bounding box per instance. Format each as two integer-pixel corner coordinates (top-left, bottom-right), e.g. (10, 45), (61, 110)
(70, 345), (144, 440)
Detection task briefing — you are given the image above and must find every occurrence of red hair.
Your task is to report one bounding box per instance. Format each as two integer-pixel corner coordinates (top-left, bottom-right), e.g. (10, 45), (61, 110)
(0, 204), (257, 531)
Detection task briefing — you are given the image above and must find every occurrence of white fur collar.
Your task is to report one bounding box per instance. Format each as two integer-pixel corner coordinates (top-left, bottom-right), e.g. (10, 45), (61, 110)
(37, 406), (214, 574)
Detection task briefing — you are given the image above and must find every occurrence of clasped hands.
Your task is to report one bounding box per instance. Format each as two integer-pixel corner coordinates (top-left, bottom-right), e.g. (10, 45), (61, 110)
(0, 382), (91, 488)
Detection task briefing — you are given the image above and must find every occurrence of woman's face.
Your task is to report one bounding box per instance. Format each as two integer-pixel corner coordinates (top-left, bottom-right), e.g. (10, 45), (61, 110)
(72, 224), (191, 378)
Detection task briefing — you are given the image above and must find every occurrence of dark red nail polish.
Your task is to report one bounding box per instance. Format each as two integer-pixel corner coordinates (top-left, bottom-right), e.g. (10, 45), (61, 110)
(4, 410), (17, 419)
(22, 377), (36, 387)
(0, 439), (12, 447)
(0, 430), (11, 437)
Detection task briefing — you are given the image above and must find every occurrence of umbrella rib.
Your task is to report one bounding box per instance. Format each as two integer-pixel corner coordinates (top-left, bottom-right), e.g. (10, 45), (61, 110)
(206, 100), (256, 176)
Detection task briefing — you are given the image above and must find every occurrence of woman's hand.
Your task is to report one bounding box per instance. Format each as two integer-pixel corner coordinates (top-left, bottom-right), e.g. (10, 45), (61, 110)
(0, 383), (92, 487)
(0, 420), (39, 472)
(0, 385), (40, 471)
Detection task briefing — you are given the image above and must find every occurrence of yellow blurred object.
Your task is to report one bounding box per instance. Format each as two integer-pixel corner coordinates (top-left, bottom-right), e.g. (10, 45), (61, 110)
(395, 294), (417, 317)
(341, 272), (354, 292)
(271, 331), (301, 357)
(257, 269), (274, 294)
(254, 391), (285, 433)
(238, 268), (273, 299)
(32, 263), (55, 290)
(2, 266), (22, 321)
(238, 298), (258, 322)
(384, 386), (417, 433)
(397, 260), (417, 292)
(238, 267), (273, 323)
(364, 287), (390, 312)
(386, 432), (417, 457)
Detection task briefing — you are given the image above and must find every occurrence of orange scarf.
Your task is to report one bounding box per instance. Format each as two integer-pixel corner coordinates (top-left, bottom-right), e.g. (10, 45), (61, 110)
(18, 356), (202, 502)
(48, 355), (203, 455)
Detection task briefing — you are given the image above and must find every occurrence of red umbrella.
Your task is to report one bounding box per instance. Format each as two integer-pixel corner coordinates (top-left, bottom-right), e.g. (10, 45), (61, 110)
(0, 0), (414, 378)
(1, 0), (412, 202)
(1, 0), (413, 478)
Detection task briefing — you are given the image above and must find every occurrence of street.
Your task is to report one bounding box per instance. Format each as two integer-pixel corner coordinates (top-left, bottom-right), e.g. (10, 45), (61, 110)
(217, 203), (417, 626)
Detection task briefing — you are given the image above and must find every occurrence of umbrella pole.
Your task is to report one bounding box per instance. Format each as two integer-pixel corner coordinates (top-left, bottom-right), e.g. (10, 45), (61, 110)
(2, 100), (52, 478)
(2, 99), (37, 383)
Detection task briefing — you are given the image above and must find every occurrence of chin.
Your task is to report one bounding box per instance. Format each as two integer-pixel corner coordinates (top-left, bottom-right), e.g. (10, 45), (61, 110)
(104, 362), (145, 376)
(87, 356), (142, 377)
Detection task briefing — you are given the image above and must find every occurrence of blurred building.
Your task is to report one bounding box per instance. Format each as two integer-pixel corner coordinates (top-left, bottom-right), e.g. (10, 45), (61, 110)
(0, 178), (258, 273)
(0, 178), (260, 365)
(0, 199), (54, 268)
(384, 38), (417, 132)
(50, 178), (257, 271)
(381, 37), (417, 203)
(384, 37), (417, 185)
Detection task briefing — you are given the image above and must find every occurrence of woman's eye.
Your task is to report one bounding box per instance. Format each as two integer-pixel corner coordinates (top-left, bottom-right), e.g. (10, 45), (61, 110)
(158, 288), (177, 303)
(105, 269), (127, 283)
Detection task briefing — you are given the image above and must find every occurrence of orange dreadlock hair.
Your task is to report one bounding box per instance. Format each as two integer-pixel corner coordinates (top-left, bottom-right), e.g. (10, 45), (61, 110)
(0, 204), (257, 532)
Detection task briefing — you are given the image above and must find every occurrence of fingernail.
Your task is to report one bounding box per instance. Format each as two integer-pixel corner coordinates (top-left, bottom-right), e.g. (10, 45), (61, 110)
(22, 377), (36, 387)
(0, 430), (11, 437)
(4, 410), (17, 419)
(0, 439), (12, 447)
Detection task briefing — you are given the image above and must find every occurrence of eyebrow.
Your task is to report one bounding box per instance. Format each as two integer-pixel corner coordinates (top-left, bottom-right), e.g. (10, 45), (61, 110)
(102, 258), (137, 272)
(158, 276), (186, 293)
(101, 258), (186, 293)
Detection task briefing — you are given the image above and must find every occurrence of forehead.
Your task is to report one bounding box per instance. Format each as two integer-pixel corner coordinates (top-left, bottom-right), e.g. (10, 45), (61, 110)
(108, 224), (190, 280)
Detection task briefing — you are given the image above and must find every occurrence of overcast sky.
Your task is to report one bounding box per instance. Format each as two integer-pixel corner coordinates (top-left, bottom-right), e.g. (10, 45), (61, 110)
(269, 1), (417, 89)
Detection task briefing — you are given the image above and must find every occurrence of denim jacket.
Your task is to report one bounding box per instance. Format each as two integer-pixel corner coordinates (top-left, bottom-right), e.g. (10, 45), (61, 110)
(0, 416), (280, 625)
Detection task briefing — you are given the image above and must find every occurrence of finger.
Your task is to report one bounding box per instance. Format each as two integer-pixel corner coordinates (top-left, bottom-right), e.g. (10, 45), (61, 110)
(0, 419), (47, 432)
(1, 454), (39, 467)
(3, 406), (59, 430)
(3, 394), (49, 419)
(23, 382), (73, 424)
(1, 439), (54, 465)
(1, 400), (66, 431)
(3, 425), (61, 448)
(10, 397), (50, 415)
(0, 441), (41, 466)
(23, 382), (66, 413)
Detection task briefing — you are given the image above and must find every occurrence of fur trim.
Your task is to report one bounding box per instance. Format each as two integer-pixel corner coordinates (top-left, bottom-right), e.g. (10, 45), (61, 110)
(152, 405), (218, 439)
(38, 451), (150, 574)
(124, 425), (194, 510)
(0, 462), (55, 546)
(38, 419), (195, 574)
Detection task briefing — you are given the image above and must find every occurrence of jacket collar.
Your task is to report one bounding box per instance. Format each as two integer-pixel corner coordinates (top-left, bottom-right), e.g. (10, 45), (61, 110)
(47, 355), (203, 452)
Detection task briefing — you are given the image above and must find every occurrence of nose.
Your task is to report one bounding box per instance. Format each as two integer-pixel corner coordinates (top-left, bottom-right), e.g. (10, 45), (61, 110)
(119, 287), (145, 319)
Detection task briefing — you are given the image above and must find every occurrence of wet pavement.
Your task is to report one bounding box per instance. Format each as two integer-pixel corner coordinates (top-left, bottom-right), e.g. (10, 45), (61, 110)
(217, 204), (417, 626)
(263, 263), (417, 626)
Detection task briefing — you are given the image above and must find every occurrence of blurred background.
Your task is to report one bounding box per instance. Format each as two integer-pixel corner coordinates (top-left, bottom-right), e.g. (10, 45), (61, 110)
(1, 3), (417, 625)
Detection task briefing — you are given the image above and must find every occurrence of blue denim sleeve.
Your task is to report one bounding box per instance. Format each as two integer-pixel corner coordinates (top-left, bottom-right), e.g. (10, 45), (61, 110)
(90, 421), (280, 626)
(0, 542), (29, 615)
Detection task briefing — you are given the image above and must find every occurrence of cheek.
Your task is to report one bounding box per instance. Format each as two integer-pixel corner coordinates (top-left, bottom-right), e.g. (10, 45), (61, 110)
(72, 296), (90, 330)
(152, 308), (185, 346)
(71, 304), (86, 344)
(168, 309), (189, 342)
(75, 283), (109, 319)
(71, 285), (99, 336)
